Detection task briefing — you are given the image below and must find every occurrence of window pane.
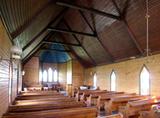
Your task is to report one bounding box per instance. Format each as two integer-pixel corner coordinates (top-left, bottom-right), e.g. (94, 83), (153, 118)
(39, 70), (42, 83)
(48, 68), (53, 82)
(54, 70), (58, 82)
(111, 71), (116, 91)
(43, 70), (48, 82)
(140, 67), (150, 95)
(93, 73), (97, 87)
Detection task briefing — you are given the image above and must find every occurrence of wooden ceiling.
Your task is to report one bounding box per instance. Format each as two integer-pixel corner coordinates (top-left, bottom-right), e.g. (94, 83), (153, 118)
(0, 0), (160, 68)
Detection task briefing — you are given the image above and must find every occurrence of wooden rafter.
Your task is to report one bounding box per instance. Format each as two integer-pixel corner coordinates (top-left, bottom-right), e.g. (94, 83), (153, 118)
(59, 34), (89, 67)
(78, 10), (95, 32)
(43, 40), (81, 47)
(47, 27), (97, 38)
(112, 0), (144, 55)
(56, 1), (121, 20)
(22, 32), (52, 64)
(41, 48), (71, 52)
(22, 8), (68, 51)
(81, 11), (114, 62)
(63, 20), (97, 66)
(111, 0), (122, 16)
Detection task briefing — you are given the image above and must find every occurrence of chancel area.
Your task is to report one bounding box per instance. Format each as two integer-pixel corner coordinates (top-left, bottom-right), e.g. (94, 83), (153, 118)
(0, 0), (160, 118)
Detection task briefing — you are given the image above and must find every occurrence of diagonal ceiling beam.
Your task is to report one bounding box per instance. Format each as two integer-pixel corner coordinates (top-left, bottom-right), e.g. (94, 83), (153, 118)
(41, 48), (71, 52)
(122, 0), (131, 18)
(43, 40), (81, 47)
(79, 11), (114, 62)
(56, 1), (121, 20)
(59, 34), (90, 68)
(22, 32), (52, 64)
(22, 8), (68, 51)
(78, 10), (95, 32)
(111, 0), (122, 16)
(11, 1), (53, 39)
(122, 20), (144, 54)
(47, 27), (97, 38)
(63, 19), (97, 66)
(112, 0), (144, 55)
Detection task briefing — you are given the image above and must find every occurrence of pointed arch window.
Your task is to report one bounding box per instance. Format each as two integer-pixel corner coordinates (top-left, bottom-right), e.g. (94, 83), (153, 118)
(53, 70), (58, 82)
(39, 70), (42, 83)
(140, 65), (150, 95)
(110, 71), (116, 91)
(93, 73), (97, 88)
(43, 70), (48, 82)
(48, 68), (53, 82)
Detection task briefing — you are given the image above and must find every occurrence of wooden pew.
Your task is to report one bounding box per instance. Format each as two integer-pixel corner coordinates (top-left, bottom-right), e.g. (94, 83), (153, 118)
(3, 107), (97, 118)
(75, 90), (107, 101)
(14, 97), (76, 105)
(16, 94), (64, 100)
(97, 113), (123, 118)
(9, 100), (86, 112)
(86, 92), (125, 106)
(19, 91), (60, 96)
(119, 97), (160, 118)
(14, 97), (75, 105)
(139, 104), (160, 118)
(96, 93), (136, 111)
(104, 95), (149, 114)
(80, 90), (108, 101)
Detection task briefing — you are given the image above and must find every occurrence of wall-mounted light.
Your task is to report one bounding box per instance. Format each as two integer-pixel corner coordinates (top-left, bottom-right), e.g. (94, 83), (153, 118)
(10, 45), (22, 55)
(22, 70), (25, 76)
(10, 45), (22, 60)
(0, 45), (22, 62)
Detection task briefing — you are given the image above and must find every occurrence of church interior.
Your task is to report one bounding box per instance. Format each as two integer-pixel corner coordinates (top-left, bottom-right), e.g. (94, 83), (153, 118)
(0, 0), (160, 118)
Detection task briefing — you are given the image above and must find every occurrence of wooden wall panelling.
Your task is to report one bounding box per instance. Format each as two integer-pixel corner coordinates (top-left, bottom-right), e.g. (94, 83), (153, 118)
(23, 57), (39, 87)
(0, 19), (12, 117)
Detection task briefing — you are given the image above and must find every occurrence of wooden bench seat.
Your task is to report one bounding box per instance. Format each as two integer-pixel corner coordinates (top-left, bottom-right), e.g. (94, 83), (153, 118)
(9, 100), (86, 112)
(86, 92), (125, 106)
(14, 97), (76, 105)
(104, 95), (149, 114)
(16, 94), (64, 100)
(19, 92), (61, 96)
(75, 90), (107, 101)
(14, 97), (75, 105)
(3, 107), (97, 118)
(97, 113), (123, 118)
(119, 97), (160, 118)
(80, 90), (109, 101)
(95, 93), (136, 110)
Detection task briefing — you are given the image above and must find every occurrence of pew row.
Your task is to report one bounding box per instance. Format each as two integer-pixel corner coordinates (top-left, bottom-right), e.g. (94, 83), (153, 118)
(75, 90), (107, 101)
(14, 97), (76, 105)
(104, 95), (149, 114)
(94, 93), (137, 110)
(97, 113), (123, 118)
(119, 97), (160, 118)
(9, 100), (86, 112)
(3, 107), (97, 118)
(86, 92), (125, 107)
(16, 94), (64, 100)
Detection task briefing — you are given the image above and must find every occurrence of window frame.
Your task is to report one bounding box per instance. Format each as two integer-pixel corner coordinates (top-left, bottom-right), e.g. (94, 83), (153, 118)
(110, 70), (117, 91)
(53, 69), (58, 82)
(93, 72), (97, 88)
(48, 68), (53, 82)
(139, 64), (151, 95)
(42, 70), (48, 82)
